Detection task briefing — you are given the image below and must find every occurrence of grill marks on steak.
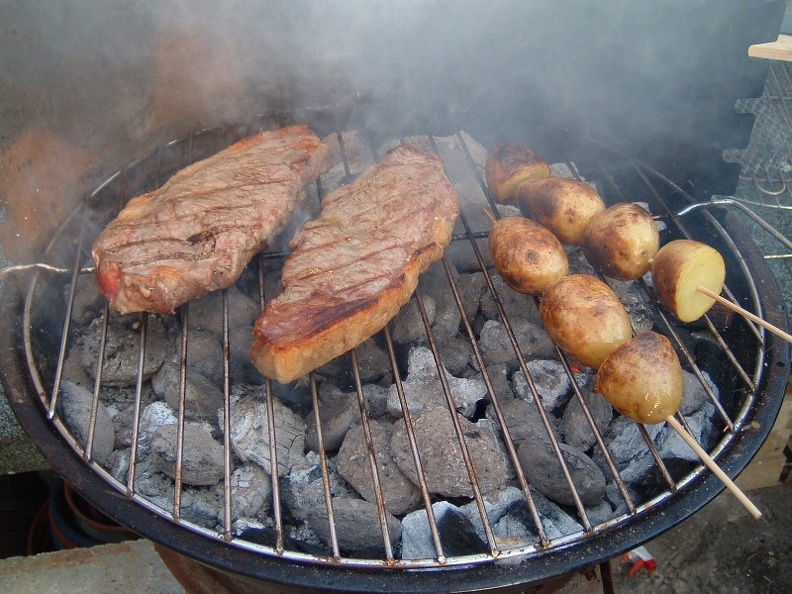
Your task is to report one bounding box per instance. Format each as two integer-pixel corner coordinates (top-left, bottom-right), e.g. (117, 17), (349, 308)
(92, 125), (330, 314)
(250, 145), (461, 384)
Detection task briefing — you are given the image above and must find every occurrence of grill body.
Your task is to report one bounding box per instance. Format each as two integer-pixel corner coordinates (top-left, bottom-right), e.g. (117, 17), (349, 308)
(0, 1), (790, 592)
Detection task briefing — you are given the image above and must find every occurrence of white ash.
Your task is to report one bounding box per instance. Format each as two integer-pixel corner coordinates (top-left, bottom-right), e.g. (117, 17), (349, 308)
(486, 397), (557, 448)
(58, 380), (116, 465)
(151, 423), (225, 486)
(511, 359), (571, 413)
(223, 389), (308, 477)
(172, 328), (225, 386)
(454, 271), (487, 322)
(137, 400), (177, 458)
(386, 346), (487, 419)
(226, 464), (272, 520)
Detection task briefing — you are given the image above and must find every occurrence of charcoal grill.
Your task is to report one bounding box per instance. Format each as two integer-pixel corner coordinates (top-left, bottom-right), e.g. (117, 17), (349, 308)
(0, 110), (789, 593)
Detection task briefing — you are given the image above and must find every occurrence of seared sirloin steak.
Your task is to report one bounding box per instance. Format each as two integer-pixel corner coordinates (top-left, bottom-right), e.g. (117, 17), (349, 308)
(250, 145), (461, 384)
(92, 125), (330, 314)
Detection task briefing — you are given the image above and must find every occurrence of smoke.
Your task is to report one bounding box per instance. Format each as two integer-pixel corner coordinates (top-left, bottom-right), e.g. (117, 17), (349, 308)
(0, 0), (785, 259)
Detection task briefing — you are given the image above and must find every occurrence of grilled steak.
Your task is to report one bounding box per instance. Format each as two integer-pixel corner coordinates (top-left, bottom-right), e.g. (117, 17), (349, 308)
(250, 145), (461, 384)
(92, 125), (330, 314)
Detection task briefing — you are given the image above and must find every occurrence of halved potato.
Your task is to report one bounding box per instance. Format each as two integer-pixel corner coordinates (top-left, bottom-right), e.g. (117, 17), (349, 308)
(582, 202), (660, 280)
(489, 215), (568, 296)
(539, 274), (633, 369)
(516, 177), (606, 245)
(651, 239), (726, 323)
(595, 331), (684, 424)
(485, 142), (551, 204)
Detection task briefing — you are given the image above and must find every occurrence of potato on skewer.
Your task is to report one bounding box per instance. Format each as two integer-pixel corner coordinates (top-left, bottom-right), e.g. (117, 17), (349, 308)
(539, 274), (632, 369)
(582, 203), (660, 280)
(594, 331), (683, 424)
(487, 214), (568, 296)
(517, 177), (606, 245)
(651, 239), (726, 323)
(485, 142), (551, 204)
(595, 330), (762, 519)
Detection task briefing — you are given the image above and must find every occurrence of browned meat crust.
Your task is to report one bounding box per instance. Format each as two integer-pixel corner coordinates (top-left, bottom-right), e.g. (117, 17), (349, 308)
(250, 145), (461, 383)
(92, 125), (330, 314)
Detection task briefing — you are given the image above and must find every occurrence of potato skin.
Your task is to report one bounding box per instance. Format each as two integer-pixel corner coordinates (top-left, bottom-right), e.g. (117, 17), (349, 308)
(595, 331), (683, 424)
(517, 177), (606, 245)
(485, 142), (551, 204)
(651, 239), (726, 323)
(489, 216), (569, 295)
(582, 203), (660, 280)
(539, 274), (633, 369)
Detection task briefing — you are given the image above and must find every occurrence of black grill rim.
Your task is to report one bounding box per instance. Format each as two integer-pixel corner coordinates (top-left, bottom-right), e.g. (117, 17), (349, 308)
(1, 199), (788, 593)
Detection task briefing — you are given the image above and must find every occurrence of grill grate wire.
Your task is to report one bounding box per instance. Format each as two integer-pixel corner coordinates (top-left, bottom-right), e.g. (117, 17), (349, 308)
(10, 121), (783, 573)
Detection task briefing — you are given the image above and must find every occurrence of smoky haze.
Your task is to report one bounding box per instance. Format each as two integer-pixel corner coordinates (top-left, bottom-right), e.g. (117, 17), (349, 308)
(0, 0), (784, 258)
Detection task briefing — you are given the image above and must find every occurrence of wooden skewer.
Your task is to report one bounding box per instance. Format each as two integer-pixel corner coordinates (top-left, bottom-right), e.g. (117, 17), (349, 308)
(665, 415), (762, 519)
(483, 208), (497, 224)
(697, 285), (792, 345)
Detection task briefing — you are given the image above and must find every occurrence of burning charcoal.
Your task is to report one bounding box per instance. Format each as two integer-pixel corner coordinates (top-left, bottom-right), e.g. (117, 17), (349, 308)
(401, 501), (487, 560)
(390, 410), (513, 498)
(351, 339), (391, 384)
(81, 312), (170, 386)
(336, 420), (421, 517)
(486, 397), (555, 448)
(281, 453), (355, 523)
(608, 279), (654, 333)
(478, 319), (556, 371)
(435, 335), (475, 377)
(176, 328), (224, 386)
(418, 261), (462, 338)
(150, 423), (225, 486)
(585, 500), (614, 526)
(152, 362), (224, 424)
(362, 384), (389, 419)
(224, 391), (308, 477)
(511, 360), (571, 413)
(602, 416), (663, 469)
(517, 440), (606, 507)
(476, 363), (513, 402)
(566, 246), (597, 276)
(307, 497), (401, 557)
(656, 402), (718, 462)
(561, 383), (613, 452)
(455, 272), (487, 322)
(228, 324), (264, 385)
(188, 286), (260, 337)
(59, 380), (115, 465)
(225, 464), (272, 520)
(386, 346), (487, 419)
(479, 274), (542, 326)
(68, 272), (104, 326)
(390, 295), (435, 346)
(679, 370), (717, 415)
(605, 482), (640, 517)
(461, 486), (527, 543)
(525, 490), (585, 540)
(304, 388), (359, 453)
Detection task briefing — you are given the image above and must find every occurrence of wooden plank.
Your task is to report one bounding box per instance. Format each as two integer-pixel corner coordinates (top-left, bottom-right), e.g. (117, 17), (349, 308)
(749, 34), (792, 62)
(736, 381), (792, 491)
